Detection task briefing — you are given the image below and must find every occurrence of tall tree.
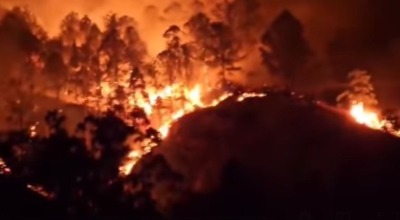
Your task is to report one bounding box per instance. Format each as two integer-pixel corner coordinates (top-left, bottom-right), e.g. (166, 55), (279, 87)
(337, 70), (378, 109)
(123, 26), (147, 67)
(213, 0), (263, 46)
(43, 51), (68, 100)
(0, 7), (42, 116)
(260, 10), (312, 85)
(0, 8), (41, 55)
(82, 23), (102, 91)
(9, 6), (47, 40)
(156, 25), (189, 87)
(60, 12), (82, 46)
(100, 14), (126, 82)
(185, 13), (244, 89)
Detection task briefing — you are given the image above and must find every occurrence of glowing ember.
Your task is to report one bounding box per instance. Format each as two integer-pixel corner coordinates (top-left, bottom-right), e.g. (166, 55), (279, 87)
(27, 184), (55, 200)
(237, 93), (266, 102)
(0, 158), (11, 175)
(29, 122), (39, 138)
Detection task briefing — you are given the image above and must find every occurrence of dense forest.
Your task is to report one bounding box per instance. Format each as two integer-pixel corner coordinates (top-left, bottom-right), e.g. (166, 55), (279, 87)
(0, 1), (315, 122)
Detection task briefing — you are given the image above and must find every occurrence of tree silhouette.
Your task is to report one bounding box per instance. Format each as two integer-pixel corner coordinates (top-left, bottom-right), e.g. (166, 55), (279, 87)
(100, 14), (126, 80)
(213, 0), (263, 46)
(43, 51), (68, 100)
(156, 25), (191, 86)
(260, 10), (312, 85)
(337, 70), (378, 109)
(185, 13), (244, 90)
(60, 12), (82, 46)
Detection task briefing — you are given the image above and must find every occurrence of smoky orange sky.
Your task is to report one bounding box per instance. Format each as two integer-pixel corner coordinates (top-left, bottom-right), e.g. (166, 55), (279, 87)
(1, 0), (399, 58)
(0, 0), (376, 57)
(0, 0), (221, 56)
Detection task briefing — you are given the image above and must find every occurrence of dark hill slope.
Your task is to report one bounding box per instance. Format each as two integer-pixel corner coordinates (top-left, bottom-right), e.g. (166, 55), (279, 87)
(0, 175), (65, 218)
(157, 95), (400, 219)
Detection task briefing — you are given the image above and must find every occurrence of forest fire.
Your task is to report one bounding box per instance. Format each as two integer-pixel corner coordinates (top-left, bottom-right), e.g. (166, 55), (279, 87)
(1, 2), (400, 219)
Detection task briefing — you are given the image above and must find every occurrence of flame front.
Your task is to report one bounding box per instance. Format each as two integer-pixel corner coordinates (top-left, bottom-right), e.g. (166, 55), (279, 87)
(118, 88), (268, 175)
(117, 83), (232, 176)
(350, 103), (382, 129)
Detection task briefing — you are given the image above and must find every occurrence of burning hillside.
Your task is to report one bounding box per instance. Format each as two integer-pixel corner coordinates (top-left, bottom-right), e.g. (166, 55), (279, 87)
(153, 93), (400, 219)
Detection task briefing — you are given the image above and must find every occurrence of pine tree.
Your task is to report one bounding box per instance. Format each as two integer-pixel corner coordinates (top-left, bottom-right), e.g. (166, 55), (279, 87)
(213, 0), (263, 46)
(260, 10), (312, 85)
(156, 25), (185, 87)
(43, 51), (68, 100)
(185, 13), (244, 90)
(60, 12), (81, 46)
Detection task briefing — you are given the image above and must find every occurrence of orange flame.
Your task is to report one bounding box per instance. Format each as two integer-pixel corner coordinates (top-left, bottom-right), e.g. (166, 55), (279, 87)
(349, 102), (400, 137)
(350, 103), (383, 129)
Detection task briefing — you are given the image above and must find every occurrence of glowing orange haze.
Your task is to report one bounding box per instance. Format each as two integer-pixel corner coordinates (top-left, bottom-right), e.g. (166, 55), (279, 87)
(0, 0), (223, 57)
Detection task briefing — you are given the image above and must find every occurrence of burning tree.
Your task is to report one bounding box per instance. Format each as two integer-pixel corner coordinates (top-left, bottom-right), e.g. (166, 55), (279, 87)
(337, 70), (378, 109)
